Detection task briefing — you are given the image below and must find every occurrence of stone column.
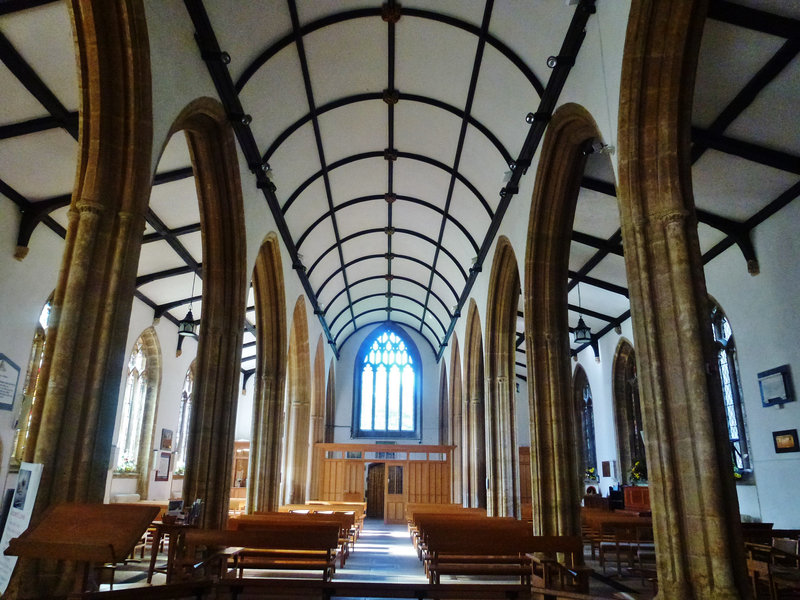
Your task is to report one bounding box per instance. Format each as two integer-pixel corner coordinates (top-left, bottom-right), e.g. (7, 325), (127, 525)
(469, 395), (486, 509)
(461, 395), (471, 506)
(284, 397), (310, 504)
(495, 375), (518, 517)
(247, 373), (285, 512)
(617, 2), (748, 597)
(450, 385), (462, 504)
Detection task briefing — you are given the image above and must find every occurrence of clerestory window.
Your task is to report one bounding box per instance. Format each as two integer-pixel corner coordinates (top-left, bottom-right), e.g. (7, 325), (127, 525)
(353, 324), (421, 439)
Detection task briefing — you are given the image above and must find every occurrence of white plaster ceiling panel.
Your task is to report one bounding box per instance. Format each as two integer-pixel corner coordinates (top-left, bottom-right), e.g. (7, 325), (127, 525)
(314, 271), (346, 310)
(434, 253), (469, 301)
(393, 159), (451, 210)
(395, 260), (432, 290)
(428, 278), (458, 313)
(148, 178), (201, 229)
(692, 150), (797, 219)
(297, 1), (377, 27)
(574, 189), (621, 239)
(206, 2), (293, 82)
(48, 206), (70, 232)
(336, 321), (358, 346)
(568, 242), (599, 273)
(584, 153), (616, 183)
(238, 44), (309, 149)
(469, 44), (539, 158)
(346, 256), (386, 285)
(354, 294), (388, 319)
(138, 271), (199, 306)
(305, 239), (340, 282)
(587, 255), (628, 289)
(267, 122), (321, 200)
(391, 234), (435, 265)
(284, 179), (329, 240)
(155, 133), (192, 174)
(0, 64), (47, 125)
(403, 1), (486, 29)
(487, 3), (568, 90)
(242, 330), (256, 345)
(327, 157), (387, 205)
(0, 130), (76, 198)
(733, 1), (800, 19)
(391, 315), (422, 340)
(395, 17), (476, 110)
(0, 3), (79, 111)
(449, 179), (493, 227)
(334, 199), (387, 241)
(727, 57), (800, 156)
(324, 293), (351, 328)
(317, 100), (387, 166)
(576, 286), (629, 321)
(458, 127), (510, 214)
(697, 222), (727, 255)
(392, 204), (442, 243)
(246, 286), (255, 308)
(340, 230), (386, 265)
(304, 17), (387, 107)
(241, 344), (256, 360)
(391, 297), (423, 321)
(693, 20), (783, 128)
(177, 231), (203, 264)
(389, 278), (425, 303)
(394, 101), (463, 169)
(439, 221), (478, 270)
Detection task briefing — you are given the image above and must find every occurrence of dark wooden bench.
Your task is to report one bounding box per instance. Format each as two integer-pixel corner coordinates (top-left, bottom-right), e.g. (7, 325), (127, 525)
(174, 524), (341, 581)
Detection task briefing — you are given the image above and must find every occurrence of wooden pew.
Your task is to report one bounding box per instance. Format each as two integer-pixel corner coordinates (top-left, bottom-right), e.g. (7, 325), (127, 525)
(280, 502), (365, 539)
(174, 524), (341, 582)
(422, 522), (590, 593)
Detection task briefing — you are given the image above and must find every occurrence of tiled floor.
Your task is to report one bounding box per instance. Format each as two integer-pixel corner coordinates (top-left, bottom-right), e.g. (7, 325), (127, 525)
(109, 517), (656, 599)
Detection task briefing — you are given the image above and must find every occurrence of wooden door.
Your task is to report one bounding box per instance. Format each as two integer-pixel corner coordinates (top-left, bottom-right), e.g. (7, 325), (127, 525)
(366, 463), (385, 518)
(384, 464), (406, 524)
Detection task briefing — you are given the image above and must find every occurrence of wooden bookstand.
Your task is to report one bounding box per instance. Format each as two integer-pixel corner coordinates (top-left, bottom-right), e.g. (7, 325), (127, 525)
(4, 503), (159, 591)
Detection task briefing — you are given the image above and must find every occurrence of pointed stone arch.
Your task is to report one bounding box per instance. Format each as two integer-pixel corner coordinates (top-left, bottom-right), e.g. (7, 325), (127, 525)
(618, 2), (746, 596)
(485, 236), (521, 517)
(463, 299), (486, 509)
(283, 296), (311, 505)
(308, 335), (326, 500)
(611, 339), (644, 480)
(448, 333), (463, 504)
(170, 97), (248, 531)
(248, 233), (287, 512)
(524, 103), (600, 536)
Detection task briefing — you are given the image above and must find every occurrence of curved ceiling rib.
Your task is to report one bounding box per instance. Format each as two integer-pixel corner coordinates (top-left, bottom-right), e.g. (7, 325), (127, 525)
(281, 150), (494, 218)
(262, 93), (513, 166)
(335, 306), (442, 348)
(322, 274), (456, 324)
(235, 8), (544, 96)
(314, 253), (461, 309)
(337, 316), (439, 358)
(306, 228), (470, 283)
(296, 194), (481, 255)
(327, 291), (447, 335)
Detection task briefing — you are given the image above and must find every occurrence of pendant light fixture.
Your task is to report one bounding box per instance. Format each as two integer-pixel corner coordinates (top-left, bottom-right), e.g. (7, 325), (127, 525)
(572, 281), (592, 344)
(176, 271), (199, 357)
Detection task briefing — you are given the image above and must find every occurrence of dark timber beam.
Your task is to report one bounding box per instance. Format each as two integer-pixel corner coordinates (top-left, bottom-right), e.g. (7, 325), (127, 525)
(692, 127), (800, 176)
(0, 112), (79, 140)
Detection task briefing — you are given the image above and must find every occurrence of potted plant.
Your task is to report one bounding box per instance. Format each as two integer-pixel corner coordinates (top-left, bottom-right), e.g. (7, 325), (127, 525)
(628, 459), (648, 485)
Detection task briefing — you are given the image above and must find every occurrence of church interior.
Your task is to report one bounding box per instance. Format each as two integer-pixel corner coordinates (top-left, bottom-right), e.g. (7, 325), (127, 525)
(0, 0), (798, 598)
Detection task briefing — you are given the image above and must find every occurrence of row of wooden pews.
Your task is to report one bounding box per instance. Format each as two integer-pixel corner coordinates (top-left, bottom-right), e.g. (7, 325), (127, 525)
(581, 507), (654, 578)
(171, 501), (366, 582)
(407, 504), (590, 594)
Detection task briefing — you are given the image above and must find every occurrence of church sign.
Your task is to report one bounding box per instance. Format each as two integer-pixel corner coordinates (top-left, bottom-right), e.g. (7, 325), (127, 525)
(0, 354), (20, 411)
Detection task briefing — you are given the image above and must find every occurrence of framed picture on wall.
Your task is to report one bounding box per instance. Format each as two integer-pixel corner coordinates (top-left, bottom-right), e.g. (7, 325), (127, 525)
(773, 429), (799, 454)
(160, 428), (173, 451)
(155, 451), (171, 481)
(758, 365), (794, 407)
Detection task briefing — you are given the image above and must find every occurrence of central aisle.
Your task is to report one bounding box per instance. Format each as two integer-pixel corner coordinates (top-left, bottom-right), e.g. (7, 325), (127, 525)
(337, 518), (428, 583)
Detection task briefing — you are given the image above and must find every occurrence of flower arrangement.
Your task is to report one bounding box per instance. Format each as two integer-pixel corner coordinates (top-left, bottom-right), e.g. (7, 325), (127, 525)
(174, 464), (185, 476)
(114, 453), (137, 474)
(733, 465), (743, 480)
(585, 466), (598, 481)
(628, 459), (647, 484)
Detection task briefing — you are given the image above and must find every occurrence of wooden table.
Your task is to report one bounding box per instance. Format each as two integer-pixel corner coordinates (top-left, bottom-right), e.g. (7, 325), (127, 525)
(147, 521), (195, 583)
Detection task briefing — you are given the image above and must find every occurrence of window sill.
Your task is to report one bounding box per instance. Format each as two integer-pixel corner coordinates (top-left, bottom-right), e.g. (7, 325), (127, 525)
(112, 472), (139, 479)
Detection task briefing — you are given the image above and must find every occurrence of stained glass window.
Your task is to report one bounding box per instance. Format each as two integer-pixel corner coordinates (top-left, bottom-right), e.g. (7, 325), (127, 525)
(354, 325), (420, 438)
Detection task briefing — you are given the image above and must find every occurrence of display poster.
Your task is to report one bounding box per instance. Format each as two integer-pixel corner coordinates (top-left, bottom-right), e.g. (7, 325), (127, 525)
(0, 354), (20, 411)
(0, 462), (44, 593)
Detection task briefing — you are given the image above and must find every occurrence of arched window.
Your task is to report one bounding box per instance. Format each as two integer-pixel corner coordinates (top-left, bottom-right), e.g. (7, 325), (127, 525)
(573, 367), (597, 479)
(711, 302), (750, 471)
(11, 300), (51, 468)
(613, 340), (645, 479)
(117, 339), (148, 471)
(174, 363), (195, 474)
(353, 324), (421, 438)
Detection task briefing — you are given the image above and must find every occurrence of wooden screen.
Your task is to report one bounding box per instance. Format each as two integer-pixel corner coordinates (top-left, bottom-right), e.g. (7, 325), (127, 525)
(314, 444), (452, 524)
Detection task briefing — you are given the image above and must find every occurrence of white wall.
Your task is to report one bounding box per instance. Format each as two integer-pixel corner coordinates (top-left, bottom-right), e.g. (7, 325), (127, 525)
(333, 323), (441, 445)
